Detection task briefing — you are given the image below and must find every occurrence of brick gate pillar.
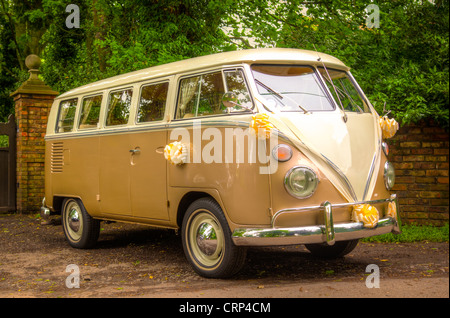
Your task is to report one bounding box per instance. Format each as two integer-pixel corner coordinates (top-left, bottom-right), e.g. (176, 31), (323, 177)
(10, 55), (59, 214)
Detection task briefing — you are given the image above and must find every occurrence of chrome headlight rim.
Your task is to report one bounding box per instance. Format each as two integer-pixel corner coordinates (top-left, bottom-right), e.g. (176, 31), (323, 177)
(284, 166), (319, 199)
(384, 161), (395, 190)
(381, 141), (389, 156)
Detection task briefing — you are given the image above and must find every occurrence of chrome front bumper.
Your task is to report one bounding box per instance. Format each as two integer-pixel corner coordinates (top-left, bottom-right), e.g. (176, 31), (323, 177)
(232, 195), (401, 247)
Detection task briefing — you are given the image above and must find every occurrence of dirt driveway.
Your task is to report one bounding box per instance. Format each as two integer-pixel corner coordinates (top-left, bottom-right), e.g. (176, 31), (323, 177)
(0, 214), (448, 300)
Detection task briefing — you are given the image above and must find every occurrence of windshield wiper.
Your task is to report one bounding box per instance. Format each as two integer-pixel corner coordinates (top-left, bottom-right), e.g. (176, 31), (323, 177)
(313, 45), (347, 122)
(254, 79), (309, 114)
(322, 76), (364, 113)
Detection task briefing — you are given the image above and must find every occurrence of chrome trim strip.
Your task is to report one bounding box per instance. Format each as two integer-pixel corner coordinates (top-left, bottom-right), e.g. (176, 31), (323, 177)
(45, 123), (168, 140)
(362, 135), (382, 201)
(321, 154), (358, 201)
(46, 118), (292, 141)
(167, 120), (250, 129)
(362, 154), (377, 200)
(46, 119), (252, 140)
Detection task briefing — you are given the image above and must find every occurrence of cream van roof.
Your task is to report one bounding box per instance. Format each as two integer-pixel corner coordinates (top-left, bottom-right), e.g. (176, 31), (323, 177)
(57, 48), (348, 99)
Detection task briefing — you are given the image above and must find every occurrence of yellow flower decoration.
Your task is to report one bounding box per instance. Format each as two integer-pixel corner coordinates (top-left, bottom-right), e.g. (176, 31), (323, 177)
(250, 113), (275, 139)
(386, 201), (397, 220)
(164, 141), (188, 165)
(379, 116), (399, 139)
(352, 204), (379, 228)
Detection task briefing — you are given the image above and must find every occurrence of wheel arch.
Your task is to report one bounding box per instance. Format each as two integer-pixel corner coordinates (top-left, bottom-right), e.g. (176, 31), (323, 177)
(176, 190), (225, 228)
(50, 195), (82, 215)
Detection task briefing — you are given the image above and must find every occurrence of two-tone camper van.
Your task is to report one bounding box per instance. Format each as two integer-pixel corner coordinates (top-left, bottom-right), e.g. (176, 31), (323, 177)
(41, 48), (400, 278)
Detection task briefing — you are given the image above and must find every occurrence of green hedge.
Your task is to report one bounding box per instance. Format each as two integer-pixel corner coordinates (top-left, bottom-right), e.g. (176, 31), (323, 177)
(362, 223), (449, 243)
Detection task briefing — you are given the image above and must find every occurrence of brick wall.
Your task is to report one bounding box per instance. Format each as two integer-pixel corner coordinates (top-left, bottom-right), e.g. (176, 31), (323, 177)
(388, 120), (449, 226)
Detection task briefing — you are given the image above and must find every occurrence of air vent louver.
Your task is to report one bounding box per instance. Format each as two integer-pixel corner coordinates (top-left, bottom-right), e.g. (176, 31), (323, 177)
(51, 142), (64, 173)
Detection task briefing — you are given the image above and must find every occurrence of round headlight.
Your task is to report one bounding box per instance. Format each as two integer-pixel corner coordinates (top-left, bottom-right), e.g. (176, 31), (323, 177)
(384, 161), (395, 190)
(284, 166), (319, 199)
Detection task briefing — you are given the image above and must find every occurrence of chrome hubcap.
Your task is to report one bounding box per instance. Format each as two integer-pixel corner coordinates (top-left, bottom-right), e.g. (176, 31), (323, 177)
(196, 222), (218, 256)
(68, 208), (80, 232)
(65, 200), (83, 241)
(188, 211), (224, 268)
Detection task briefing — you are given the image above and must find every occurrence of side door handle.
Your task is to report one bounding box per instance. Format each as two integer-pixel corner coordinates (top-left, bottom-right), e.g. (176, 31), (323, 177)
(129, 148), (141, 154)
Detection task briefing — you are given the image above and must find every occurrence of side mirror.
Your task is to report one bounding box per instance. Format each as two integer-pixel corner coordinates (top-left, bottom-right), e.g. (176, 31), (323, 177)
(222, 92), (254, 113)
(222, 92), (239, 108)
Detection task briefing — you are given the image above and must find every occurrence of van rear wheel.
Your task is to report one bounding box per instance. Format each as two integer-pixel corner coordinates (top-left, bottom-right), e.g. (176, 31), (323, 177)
(181, 198), (247, 278)
(62, 198), (100, 249)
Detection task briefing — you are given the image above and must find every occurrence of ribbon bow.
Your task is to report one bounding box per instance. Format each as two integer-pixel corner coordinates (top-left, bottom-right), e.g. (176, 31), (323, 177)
(352, 204), (380, 228)
(250, 113), (275, 139)
(164, 141), (188, 165)
(379, 116), (399, 139)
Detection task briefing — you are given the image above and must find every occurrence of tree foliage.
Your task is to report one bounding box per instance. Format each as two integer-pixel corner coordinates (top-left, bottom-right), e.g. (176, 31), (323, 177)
(1, 0), (448, 128)
(229, 0), (449, 127)
(0, 0), (236, 121)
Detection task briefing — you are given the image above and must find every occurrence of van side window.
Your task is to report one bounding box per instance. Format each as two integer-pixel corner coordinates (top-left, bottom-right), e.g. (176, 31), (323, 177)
(224, 69), (252, 111)
(106, 89), (133, 126)
(176, 70), (252, 119)
(176, 71), (225, 119)
(56, 98), (77, 133)
(79, 95), (102, 129)
(137, 82), (169, 123)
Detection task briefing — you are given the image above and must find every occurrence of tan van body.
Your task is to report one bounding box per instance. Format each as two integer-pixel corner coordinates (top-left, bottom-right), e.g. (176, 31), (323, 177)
(42, 48), (400, 278)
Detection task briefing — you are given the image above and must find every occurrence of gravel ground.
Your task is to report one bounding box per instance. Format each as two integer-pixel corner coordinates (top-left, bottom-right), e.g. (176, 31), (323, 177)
(0, 213), (448, 301)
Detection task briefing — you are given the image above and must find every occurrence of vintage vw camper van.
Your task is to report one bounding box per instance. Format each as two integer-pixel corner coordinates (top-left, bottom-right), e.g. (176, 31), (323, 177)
(41, 48), (401, 278)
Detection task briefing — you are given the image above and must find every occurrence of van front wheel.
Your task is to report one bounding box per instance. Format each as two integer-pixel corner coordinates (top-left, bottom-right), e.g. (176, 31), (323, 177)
(181, 198), (247, 278)
(62, 198), (100, 249)
(305, 239), (359, 258)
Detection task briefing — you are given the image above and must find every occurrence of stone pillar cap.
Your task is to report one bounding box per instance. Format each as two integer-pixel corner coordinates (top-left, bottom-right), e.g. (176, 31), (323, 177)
(10, 55), (59, 97)
(25, 54), (42, 70)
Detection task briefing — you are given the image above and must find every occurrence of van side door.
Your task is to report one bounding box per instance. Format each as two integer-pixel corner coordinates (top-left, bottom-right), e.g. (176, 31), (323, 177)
(129, 81), (170, 220)
(99, 88), (134, 216)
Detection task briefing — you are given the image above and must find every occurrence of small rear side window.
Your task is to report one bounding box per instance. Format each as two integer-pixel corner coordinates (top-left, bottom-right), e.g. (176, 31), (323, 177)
(56, 98), (77, 133)
(79, 95), (102, 130)
(137, 82), (169, 123)
(106, 89), (133, 126)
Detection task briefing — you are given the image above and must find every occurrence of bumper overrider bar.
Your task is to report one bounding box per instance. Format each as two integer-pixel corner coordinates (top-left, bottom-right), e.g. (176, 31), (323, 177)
(232, 194), (401, 247)
(40, 198), (51, 220)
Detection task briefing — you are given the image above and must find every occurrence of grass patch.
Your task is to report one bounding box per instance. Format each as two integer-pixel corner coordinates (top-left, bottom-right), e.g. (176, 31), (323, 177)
(362, 223), (449, 243)
(0, 135), (8, 148)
